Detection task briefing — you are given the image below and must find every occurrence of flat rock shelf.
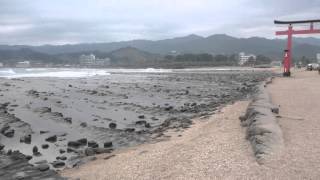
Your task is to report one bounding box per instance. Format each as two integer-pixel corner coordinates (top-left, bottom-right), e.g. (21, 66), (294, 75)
(0, 69), (273, 178)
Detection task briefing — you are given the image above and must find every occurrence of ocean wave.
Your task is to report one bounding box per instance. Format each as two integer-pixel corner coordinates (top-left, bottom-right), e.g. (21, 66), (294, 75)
(107, 68), (173, 73)
(0, 68), (16, 75)
(0, 69), (110, 78)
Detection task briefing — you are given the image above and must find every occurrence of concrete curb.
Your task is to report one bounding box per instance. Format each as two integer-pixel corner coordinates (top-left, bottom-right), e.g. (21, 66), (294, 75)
(240, 77), (284, 164)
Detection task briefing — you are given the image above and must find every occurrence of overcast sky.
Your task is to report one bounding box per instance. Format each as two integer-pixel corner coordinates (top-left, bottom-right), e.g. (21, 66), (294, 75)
(1, 0), (320, 45)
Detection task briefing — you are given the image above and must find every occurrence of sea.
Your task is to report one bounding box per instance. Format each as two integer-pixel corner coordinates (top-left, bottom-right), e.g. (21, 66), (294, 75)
(0, 67), (253, 78)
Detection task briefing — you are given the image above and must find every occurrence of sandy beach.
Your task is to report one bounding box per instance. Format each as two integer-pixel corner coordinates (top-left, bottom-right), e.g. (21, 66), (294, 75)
(62, 69), (320, 179)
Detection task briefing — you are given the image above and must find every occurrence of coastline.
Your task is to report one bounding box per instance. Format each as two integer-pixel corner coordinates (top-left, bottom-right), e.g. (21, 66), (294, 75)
(61, 100), (257, 179)
(0, 68), (273, 179)
(62, 69), (320, 179)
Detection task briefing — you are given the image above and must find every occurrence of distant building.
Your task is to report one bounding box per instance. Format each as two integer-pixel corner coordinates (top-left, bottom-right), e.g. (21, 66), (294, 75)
(79, 54), (96, 66)
(238, 52), (256, 66)
(95, 58), (111, 66)
(79, 54), (110, 67)
(0, 62), (3, 67)
(271, 61), (282, 67)
(16, 61), (31, 68)
(317, 53), (320, 63)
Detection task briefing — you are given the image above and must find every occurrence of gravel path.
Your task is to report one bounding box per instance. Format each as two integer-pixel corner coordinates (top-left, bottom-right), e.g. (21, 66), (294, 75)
(61, 70), (320, 179)
(263, 70), (320, 179)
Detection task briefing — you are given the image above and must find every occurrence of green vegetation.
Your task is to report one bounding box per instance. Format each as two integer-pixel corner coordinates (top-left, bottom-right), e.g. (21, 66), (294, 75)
(162, 53), (238, 68)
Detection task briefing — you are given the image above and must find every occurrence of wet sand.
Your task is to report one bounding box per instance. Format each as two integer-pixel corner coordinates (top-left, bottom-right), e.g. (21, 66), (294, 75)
(0, 69), (272, 178)
(62, 69), (320, 179)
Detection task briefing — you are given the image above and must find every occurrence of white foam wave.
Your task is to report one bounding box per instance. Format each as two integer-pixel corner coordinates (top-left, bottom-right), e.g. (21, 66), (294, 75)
(107, 68), (172, 73)
(0, 68), (16, 75)
(0, 69), (110, 78)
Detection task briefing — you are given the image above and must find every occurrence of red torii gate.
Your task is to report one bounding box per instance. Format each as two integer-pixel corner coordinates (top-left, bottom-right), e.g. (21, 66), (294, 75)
(274, 19), (320, 76)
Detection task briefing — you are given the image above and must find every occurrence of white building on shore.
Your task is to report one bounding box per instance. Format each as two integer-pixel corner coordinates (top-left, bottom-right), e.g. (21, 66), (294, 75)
(238, 52), (256, 66)
(79, 54), (96, 66)
(16, 61), (31, 68)
(0, 62), (3, 67)
(79, 54), (110, 67)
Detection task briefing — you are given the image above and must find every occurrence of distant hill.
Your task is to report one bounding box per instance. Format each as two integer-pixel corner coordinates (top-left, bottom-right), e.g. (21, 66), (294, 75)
(294, 37), (320, 47)
(0, 34), (320, 64)
(109, 47), (162, 67)
(0, 48), (60, 65)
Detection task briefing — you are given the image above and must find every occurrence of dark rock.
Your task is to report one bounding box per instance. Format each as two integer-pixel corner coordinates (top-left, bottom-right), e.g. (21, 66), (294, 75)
(64, 117), (72, 124)
(7, 149), (12, 155)
(138, 115), (145, 119)
(52, 161), (65, 168)
(164, 106), (174, 111)
(271, 107), (279, 114)
(3, 128), (15, 138)
(56, 156), (67, 161)
(26, 155), (33, 160)
(85, 148), (96, 156)
(94, 148), (113, 154)
(151, 117), (159, 121)
(68, 84), (72, 87)
(67, 147), (80, 153)
(57, 132), (67, 137)
(40, 130), (49, 134)
(45, 135), (57, 143)
(109, 123), (117, 129)
(59, 149), (66, 154)
(0, 143), (5, 150)
(136, 120), (147, 125)
(104, 142), (113, 148)
(80, 122), (87, 127)
(32, 146), (38, 154)
(90, 90), (98, 95)
(125, 128), (135, 132)
(51, 112), (63, 117)
(103, 154), (116, 160)
(20, 134), (32, 144)
(68, 141), (82, 148)
(28, 90), (39, 96)
(77, 138), (87, 145)
(100, 85), (109, 89)
(145, 123), (151, 128)
(35, 160), (48, 164)
(88, 141), (99, 148)
(37, 164), (50, 171)
(239, 115), (247, 122)
(3, 82), (11, 86)
(41, 144), (49, 149)
(38, 107), (51, 113)
(32, 146), (41, 156)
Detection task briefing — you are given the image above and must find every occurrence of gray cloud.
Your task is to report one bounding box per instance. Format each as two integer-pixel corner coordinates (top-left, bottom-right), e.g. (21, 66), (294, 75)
(0, 0), (319, 45)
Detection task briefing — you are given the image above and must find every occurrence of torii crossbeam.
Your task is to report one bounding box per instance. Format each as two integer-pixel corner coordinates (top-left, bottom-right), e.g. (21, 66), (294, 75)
(274, 19), (320, 76)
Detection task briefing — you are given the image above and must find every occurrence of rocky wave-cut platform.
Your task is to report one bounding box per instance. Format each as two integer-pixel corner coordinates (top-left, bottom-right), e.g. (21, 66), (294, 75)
(0, 150), (65, 180)
(0, 69), (273, 174)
